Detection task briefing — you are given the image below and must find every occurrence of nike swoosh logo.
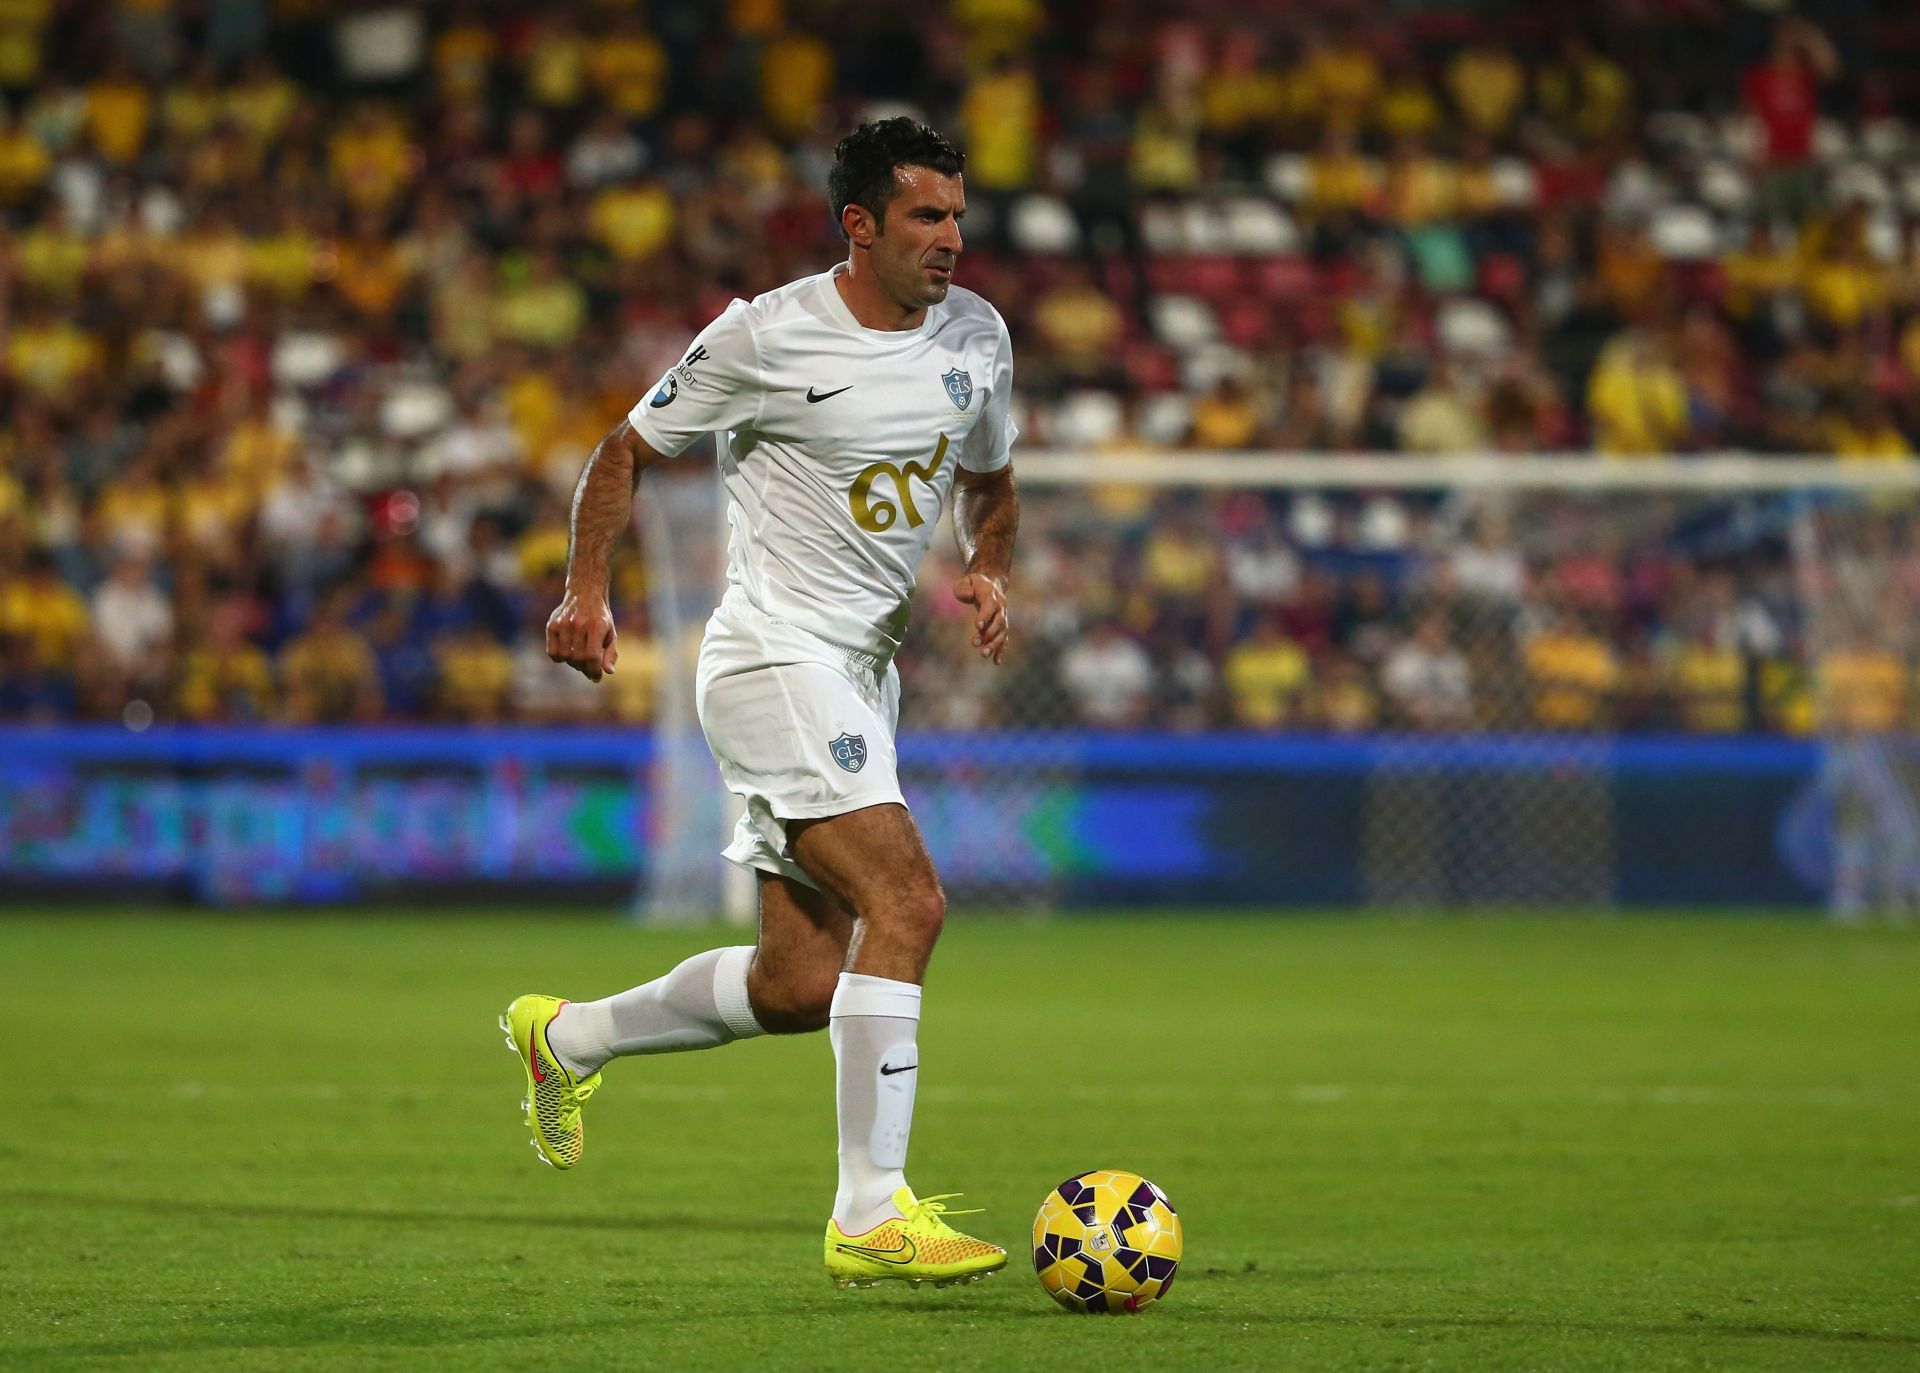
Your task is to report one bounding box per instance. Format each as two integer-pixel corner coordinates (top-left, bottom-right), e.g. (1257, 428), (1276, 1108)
(836, 1236), (917, 1264)
(879, 1063), (917, 1076)
(528, 1034), (546, 1084)
(806, 385), (854, 403)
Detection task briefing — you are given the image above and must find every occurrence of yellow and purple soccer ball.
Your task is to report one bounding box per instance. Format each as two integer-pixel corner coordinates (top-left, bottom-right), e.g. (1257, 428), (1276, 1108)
(1032, 1169), (1182, 1313)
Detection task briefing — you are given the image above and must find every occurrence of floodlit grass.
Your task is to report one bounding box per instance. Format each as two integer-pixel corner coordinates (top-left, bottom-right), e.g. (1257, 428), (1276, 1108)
(3, 910), (1917, 1371)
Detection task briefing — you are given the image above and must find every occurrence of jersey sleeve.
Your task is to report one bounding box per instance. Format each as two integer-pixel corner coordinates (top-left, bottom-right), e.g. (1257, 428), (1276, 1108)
(627, 299), (763, 457)
(958, 313), (1018, 474)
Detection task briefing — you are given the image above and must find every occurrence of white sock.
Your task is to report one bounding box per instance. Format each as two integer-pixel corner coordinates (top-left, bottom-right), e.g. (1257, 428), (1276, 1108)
(830, 972), (922, 1234)
(547, 946), (765, 1077)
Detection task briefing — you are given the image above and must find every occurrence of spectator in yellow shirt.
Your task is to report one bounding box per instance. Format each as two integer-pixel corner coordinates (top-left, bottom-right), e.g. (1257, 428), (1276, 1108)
(175, 608), (275, 722)
(85, 57), (152, 164)
(950, 0), (1043, 65)
(494, 250), (587, 351)
(1536, 34), (1632, 145)
(433, 8), (497, 104)
(224, 55), (296, 150)
(1299, 25), (1381, 124)
(0, 551), (89, 670)
(1587, 327), (1687, 456)
(1313, 652), (1380, 733)
(588, 15), (666, 120)
(962, 56), (1039, 193)
(589, 178), (676, 263)
(1525, 612), (1620, 729)
(1376, 51), (1440, 139)
(330, 211), (415, 322)
(1377, 133), (1457, 227)
(1130, 96), (1201, 195)
(1820, 638), (1905, 734)
(1032, 263), (1124, 383)
(280, 590), (382, 724)
(1824, 392), (1913, 464)
(329, 103), (415, 213)
(435, 627), (515, 723)
(0, 0), (52, 91)
(1306, 121), (1380, 217)
(1447, 39), (1525, 137)
(1801, 207), (1890, 330)
(1667, 630), (1747, 733)
(17, 201), (89, 300)
(5, 303), (102, 398)
(760, 28), (832, 140)
(246, 200), (318, 301)
(516, 499), (573, 588)
(161, 60), (222, 144)
(1202, 36), (1288, 142)
(521, 14), (587, 109)
(1189, 376), (1267, 450)
(1721, 225), (1798, 321)
(0, 107), (51, 205)
(1224, 616), (1312, 728)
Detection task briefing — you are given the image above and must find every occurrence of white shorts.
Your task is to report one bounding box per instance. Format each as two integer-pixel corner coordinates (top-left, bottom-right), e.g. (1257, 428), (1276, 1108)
(695, 591), (904, 888)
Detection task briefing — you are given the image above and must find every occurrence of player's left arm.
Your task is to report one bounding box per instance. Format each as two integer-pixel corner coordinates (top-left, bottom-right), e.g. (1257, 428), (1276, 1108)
(952, 463), (1017, 665)
(951, 316), (1021, 665)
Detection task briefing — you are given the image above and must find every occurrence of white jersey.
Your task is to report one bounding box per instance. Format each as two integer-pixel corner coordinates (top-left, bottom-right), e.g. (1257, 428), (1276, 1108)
(627, 264), (1016, 658)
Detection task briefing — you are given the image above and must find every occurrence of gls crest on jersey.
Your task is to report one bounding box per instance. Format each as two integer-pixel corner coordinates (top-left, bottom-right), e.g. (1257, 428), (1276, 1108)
(829, 732), (867, 773)
(942, 368), (973, 411)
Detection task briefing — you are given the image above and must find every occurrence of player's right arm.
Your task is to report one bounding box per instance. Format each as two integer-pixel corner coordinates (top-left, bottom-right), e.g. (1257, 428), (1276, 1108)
(548, 299), (763, 684)
(547, 420), (669, 683)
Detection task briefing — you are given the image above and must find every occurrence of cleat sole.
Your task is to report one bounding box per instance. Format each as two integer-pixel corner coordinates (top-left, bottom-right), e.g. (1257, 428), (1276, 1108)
(829, 1263), (1003, 1291)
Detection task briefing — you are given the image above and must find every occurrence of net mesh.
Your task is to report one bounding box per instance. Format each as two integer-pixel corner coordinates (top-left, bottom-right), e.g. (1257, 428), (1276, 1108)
(891, 470), (1915, 912)
(640, 456), (1920, 915)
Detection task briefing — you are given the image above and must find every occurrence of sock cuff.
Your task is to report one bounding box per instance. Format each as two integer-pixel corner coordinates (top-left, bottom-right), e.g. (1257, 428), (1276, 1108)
(712, 945), (767, 1040)
(831, 971), (923, 1020)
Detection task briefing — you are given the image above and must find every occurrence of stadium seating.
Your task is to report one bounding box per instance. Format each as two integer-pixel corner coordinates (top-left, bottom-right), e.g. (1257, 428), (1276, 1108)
(0, 1), (1915, 732)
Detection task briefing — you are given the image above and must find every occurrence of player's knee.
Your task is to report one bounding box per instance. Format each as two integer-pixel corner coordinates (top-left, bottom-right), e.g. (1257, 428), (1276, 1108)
(892, 884), (946, 950)
(749, 965), (835, 1035)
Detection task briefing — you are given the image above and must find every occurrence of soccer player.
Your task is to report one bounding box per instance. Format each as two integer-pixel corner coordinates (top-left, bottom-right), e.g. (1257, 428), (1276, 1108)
(503, 119), (1019, 1290)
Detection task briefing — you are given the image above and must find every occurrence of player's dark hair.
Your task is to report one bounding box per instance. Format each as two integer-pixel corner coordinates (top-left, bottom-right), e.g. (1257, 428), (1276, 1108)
(828, 118), (965, 241)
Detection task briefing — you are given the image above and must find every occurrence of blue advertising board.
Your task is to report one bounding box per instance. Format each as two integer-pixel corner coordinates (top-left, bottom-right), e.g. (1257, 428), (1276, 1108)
(0, 727), (1880, 908)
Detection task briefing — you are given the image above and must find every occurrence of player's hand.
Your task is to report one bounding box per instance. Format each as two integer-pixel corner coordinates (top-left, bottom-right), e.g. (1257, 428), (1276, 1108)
(952, 571), (1009, 665)
(547, 588), (618, 683)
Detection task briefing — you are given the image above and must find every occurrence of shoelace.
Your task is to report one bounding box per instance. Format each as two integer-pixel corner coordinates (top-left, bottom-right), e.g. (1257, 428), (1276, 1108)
(553, 1074), (599, 1125)
(906, 1193), (984, 1226)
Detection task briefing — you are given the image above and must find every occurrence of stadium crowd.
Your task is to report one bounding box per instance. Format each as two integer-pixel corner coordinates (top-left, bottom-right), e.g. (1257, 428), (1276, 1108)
(1, 0), (1918, 732)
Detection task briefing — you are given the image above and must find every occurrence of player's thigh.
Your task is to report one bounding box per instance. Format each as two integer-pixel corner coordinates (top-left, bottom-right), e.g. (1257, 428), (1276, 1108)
(749, 871), (853, 1033)
(788, 801), (944, 936)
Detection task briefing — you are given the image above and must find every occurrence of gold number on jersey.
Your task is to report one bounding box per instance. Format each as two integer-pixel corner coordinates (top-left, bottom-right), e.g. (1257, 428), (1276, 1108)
(850, 434), (949, 533)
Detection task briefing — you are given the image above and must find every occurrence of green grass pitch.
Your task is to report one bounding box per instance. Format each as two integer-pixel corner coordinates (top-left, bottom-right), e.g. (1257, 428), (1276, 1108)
(3, 910), (1917, 1372)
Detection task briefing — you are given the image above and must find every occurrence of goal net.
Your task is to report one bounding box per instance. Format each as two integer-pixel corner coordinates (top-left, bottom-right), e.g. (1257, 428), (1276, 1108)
(641, 452), (1920, 916)
(890, 455), (1920, 914)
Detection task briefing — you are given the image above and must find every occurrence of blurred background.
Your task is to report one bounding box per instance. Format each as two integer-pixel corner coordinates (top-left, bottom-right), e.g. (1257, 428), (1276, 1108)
(2, 0), (1919, 916)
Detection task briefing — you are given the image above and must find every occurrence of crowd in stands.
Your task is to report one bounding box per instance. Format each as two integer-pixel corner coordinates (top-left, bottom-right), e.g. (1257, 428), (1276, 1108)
(1, 0), (1918, 731)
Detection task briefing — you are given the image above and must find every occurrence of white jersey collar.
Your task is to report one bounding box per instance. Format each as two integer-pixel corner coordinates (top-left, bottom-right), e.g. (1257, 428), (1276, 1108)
(820, 263), (940, 340)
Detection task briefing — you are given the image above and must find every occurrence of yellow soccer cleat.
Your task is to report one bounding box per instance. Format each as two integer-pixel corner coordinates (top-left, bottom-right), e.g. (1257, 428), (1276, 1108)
(500, 994), (601, 1170)
(824, 1187), (1009, 1290)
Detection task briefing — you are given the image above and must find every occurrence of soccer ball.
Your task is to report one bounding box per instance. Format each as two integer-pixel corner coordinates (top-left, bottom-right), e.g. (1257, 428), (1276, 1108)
(1032, 1169), (1182, 1313)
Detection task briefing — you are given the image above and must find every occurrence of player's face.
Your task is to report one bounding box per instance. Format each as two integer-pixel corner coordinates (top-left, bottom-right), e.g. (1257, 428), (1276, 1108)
(873, 166), (965, 309)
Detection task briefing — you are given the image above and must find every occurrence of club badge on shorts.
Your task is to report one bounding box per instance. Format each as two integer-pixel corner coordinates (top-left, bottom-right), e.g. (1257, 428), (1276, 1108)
(829, 732), (867, 773)
(942, 368), (973, 411)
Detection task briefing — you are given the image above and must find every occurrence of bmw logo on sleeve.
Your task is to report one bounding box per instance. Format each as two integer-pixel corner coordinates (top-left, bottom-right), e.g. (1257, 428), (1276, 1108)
(649, 374), (678, 408)
(829, 733), (867, 773)
(941, 368), (973, 411)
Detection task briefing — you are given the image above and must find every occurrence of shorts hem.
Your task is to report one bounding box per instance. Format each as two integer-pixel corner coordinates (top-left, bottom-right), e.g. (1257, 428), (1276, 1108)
(764, 791), (908, 822)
